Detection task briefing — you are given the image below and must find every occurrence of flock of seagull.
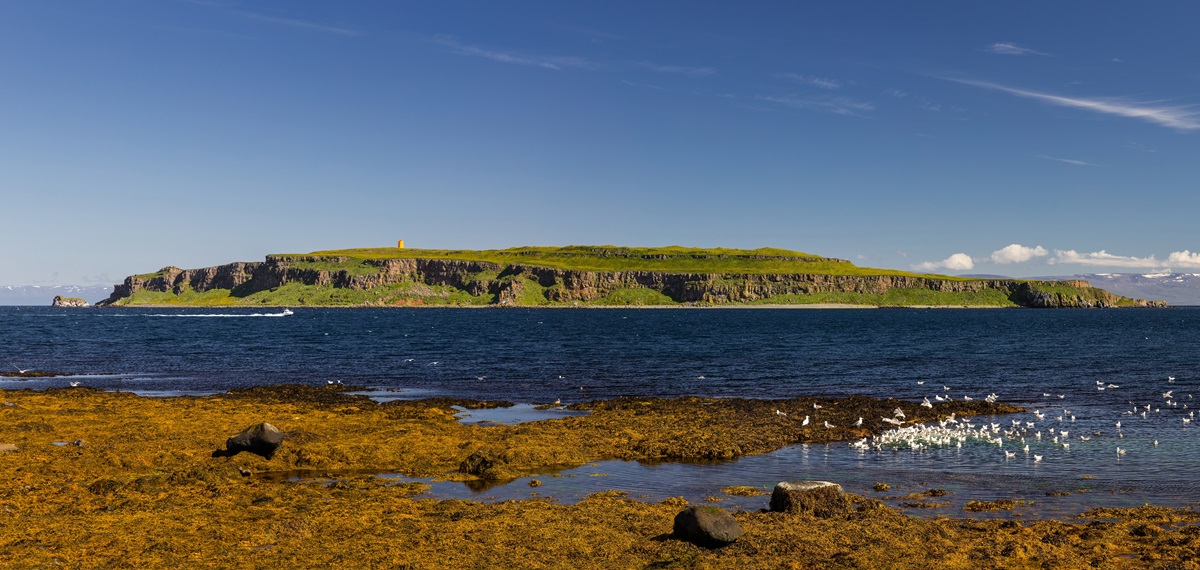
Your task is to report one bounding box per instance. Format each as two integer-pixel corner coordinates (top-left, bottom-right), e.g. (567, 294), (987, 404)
(848, 375), (1192, 465)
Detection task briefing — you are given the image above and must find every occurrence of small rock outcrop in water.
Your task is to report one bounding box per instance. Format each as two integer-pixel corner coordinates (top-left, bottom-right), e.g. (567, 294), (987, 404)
(672, 505), (743, 548)
(769, 481), (850, 517)
(215, 422), (284, 459)
(51, 295), (89, 308)
(458, 451), (503, 479)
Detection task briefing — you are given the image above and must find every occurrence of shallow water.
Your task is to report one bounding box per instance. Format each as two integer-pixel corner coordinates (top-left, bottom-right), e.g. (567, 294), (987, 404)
(3, 305), (1199, 516)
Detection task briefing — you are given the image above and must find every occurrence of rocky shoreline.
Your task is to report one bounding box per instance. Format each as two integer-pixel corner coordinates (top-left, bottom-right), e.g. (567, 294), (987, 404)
(2, 385), (1197, 567)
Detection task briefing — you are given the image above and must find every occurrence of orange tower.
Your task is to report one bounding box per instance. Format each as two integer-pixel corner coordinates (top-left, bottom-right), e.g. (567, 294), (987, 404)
(397, 239), (405, 249)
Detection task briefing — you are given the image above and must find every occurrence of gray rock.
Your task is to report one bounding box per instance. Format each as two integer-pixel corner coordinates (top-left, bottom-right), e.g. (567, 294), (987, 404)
(673, 505), (743, 548)
(220, 422), (284, 459)
(769, 481), (849, 517)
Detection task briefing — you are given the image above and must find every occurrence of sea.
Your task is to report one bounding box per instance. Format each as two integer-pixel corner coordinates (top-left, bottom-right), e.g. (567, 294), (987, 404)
(3, 306), (1198, 518)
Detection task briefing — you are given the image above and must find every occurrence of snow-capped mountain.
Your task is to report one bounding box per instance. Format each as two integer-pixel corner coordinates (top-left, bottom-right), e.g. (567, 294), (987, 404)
(0, 285), (114, 306)
(1039, 273), (1200, 307)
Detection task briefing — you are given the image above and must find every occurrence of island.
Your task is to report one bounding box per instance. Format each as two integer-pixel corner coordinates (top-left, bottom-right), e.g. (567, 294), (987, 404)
(97, 245), (1166, 308)
(50, 295), (90, 308)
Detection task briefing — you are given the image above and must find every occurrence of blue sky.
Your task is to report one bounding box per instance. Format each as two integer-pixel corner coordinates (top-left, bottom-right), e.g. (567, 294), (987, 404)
(3, 1), (1200, 285)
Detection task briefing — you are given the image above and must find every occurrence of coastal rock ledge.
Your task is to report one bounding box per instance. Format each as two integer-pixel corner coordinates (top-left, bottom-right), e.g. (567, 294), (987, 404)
(769, 481), (850, 517)
(51, 295), (89, 308)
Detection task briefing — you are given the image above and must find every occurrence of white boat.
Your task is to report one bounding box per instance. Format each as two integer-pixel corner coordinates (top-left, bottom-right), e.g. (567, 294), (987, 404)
(281, 309), (294, 316)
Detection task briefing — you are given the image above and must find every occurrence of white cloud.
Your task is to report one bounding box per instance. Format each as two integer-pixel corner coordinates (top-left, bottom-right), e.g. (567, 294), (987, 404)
(633, 62), (715, 77)
(775, 73), (842, 89)
(758, 94), (875, 116)
(985, 42), (1050, 56)
(989, 244), (1048, 264)
(948, 78), (1200, 131)
(913, 253), (975, 272)
(432, 36), (594, 70)
(235, 11), (363, 36)
(1166, 250), (1200, 268)
(1038, 155), (1096, 166)
(1049, 250), (1162, 268)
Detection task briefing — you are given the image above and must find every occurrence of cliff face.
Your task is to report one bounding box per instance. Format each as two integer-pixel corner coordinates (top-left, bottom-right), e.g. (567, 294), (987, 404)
(97, 256), (1167, 308)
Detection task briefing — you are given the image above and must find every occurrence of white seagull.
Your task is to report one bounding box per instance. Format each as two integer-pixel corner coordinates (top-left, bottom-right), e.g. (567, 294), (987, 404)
(801, 415), (810, 426)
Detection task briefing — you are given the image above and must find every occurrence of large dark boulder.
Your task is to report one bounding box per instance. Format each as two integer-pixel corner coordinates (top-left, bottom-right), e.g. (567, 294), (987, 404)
(769, 481), (849, 517)
(672, 505), (743, 548)
(217, 422), (284, 459)
(458, 451), (503, 479)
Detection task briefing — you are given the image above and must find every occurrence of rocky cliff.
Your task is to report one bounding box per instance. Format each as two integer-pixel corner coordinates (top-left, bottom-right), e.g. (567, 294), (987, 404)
(97, 255), (1166, 308)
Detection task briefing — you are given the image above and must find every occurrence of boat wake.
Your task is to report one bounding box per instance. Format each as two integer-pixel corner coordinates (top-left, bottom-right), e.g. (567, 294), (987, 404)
(149, 309), (294, 318)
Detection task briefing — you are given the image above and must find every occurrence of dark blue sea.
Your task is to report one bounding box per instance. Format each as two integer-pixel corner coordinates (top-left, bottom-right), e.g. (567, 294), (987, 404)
(4, 306), (1198, 517)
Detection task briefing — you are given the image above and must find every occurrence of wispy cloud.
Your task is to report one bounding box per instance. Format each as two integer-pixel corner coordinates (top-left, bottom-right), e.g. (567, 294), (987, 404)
(1038, 155), (1098, 166)
(234, 11), (362, 36)
(989, 244), (1048, 264)
(775, 73), (842, 89)
(913, 253), (975, 272)
(621, 79), (665, 90)
(949, 78), (1200, 131)
(432, 36), (593, 70)
(634, 62), (715, 77)
(758, 94), (875, 116)
(429, 37), (713, 78)
(985, 42), (1050, 56)
(550, 24), (625, 44)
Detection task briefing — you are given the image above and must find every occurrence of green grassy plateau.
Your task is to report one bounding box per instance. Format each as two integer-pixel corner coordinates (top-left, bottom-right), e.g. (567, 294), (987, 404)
(303, 245), (951, 278)
(108, 245), (1148, 308)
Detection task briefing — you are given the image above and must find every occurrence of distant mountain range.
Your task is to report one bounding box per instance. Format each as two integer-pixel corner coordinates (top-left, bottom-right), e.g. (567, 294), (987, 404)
(965, 272), (1200, 306)
(1043, 273), (1200, 307)
(0, 285), (114, 306)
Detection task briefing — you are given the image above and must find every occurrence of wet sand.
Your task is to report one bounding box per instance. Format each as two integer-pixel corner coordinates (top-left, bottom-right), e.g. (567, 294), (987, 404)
(1, 386), (1197, 568)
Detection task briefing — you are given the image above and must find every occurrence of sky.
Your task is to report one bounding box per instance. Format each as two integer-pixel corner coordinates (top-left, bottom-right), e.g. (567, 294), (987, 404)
(3, 1), (1200, 285)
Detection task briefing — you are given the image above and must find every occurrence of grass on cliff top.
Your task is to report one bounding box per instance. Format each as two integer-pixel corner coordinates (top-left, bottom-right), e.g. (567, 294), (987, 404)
(299, 245), (973, 279)
(113, 281), (495, 307)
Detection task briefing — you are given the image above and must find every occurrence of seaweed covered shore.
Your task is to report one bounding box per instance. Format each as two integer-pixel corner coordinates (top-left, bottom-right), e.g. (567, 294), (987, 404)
(2, 385), (1198, 568)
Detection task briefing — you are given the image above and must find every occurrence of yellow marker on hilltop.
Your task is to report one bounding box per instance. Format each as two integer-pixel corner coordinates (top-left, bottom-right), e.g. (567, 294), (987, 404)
(397, 239), (405, 249)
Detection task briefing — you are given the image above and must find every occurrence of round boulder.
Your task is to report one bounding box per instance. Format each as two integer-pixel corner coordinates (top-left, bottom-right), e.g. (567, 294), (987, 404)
(673, 505), (743, 548)
(769, 481), (849, 517)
